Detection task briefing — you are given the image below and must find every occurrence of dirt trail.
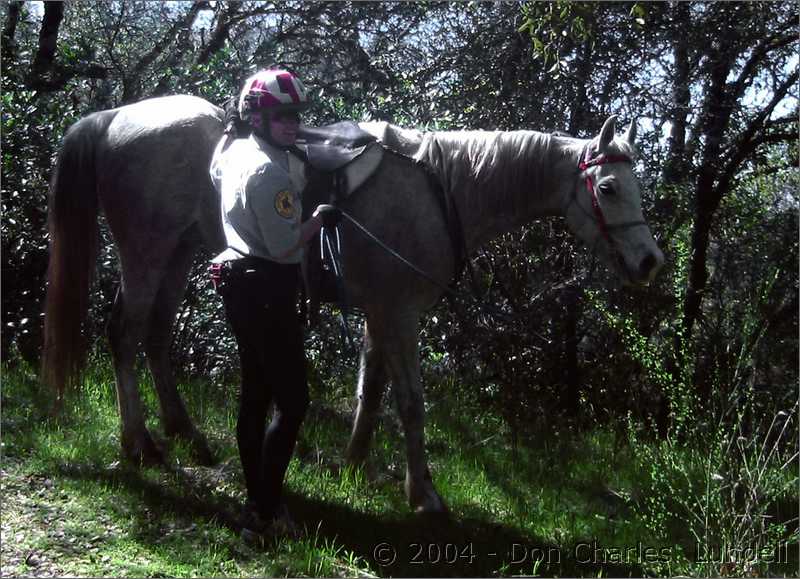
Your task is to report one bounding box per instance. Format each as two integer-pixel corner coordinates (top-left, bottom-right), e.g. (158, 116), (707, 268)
(2, 458), (68, 577)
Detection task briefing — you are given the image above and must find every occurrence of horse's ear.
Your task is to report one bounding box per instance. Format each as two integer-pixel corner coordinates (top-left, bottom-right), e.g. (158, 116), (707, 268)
(624, 118), (637, 145)
(598, 115), (617, 152)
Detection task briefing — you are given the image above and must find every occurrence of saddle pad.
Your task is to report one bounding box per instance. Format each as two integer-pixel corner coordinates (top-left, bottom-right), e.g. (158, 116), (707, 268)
(299, 121), (377, 148)
(299, 121), (379, 172)
(340, 142), (383, 197)
(359, 121), (426, 159)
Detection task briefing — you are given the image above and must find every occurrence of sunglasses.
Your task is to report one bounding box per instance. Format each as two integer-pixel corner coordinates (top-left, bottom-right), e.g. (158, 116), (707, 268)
(269, 111), (302, 124)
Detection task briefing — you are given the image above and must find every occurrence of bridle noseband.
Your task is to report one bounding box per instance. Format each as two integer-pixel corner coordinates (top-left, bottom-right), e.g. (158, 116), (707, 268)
(574, 145), (648, 255)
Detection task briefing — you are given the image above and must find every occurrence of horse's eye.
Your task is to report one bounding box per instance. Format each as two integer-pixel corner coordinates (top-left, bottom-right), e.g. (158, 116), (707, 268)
(599, 182), (616, 196)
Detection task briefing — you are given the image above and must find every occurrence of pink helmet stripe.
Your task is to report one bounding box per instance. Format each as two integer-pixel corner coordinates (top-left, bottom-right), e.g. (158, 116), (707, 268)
(250, 78), (266, 92)
(248, 77), (282, 108)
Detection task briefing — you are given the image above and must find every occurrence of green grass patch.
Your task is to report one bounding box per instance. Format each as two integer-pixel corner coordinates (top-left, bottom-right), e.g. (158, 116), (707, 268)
(2, 359), (797, 577)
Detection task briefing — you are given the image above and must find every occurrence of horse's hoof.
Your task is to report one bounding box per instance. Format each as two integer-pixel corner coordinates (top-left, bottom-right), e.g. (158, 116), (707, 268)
(411, 493), (449, 516)
(407, 483), (449, 514)
(344, 446), (368, 467)
(165, 425), (216, 466)
(407, 468), (449, 515)
(122, 433), (165, 466)
(190, 438), (216, 466)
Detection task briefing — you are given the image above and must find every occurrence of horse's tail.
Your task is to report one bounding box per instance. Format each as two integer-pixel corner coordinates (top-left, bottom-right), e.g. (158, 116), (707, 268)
(42, 110), (117, 402)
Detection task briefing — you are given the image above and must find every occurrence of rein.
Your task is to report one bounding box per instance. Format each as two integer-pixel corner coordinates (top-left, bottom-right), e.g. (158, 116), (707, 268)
(319, 225), (358, 356)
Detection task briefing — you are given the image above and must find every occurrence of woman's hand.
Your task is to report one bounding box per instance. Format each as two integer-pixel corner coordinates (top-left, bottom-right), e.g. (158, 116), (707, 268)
(312, 204), (342, 228)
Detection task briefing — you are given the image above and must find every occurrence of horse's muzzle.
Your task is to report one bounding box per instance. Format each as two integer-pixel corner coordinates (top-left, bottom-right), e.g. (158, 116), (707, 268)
(631, 249), (664, 286)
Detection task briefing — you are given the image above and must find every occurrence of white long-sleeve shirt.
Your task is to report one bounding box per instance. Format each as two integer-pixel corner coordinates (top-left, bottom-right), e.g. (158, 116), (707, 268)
(210, 134), (307, 264)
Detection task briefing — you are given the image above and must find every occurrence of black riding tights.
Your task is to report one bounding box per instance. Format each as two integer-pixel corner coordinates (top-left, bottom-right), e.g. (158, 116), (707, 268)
(220, 259), (309, 520)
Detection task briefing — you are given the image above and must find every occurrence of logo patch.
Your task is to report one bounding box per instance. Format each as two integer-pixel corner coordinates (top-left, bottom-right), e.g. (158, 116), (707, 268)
(274, 190), (295, 219)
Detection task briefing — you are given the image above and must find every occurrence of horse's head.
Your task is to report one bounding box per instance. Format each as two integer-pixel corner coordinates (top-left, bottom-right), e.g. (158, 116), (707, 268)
(564, 116), (664, 286)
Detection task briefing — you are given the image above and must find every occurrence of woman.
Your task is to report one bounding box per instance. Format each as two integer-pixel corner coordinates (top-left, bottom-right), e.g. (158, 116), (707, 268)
(209, 68), (338, 536)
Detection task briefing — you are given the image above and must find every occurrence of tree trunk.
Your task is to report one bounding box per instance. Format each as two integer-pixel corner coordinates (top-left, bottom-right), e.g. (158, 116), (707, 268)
(680, 43), (735, 351)
(30, 1), (64, 77)
(554, 35), (598, 419)
(662, 2), (691, 186)
(1, 0), (23, 62)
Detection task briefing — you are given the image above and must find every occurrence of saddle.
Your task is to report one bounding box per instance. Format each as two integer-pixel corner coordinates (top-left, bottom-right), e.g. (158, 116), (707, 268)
(298, 121), (384, 194)
(297, 122), (385, 319)
(299, 121), (376, 164)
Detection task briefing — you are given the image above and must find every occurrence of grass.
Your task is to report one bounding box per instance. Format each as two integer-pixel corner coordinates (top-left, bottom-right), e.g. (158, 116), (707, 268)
(1, 357), (797, 577)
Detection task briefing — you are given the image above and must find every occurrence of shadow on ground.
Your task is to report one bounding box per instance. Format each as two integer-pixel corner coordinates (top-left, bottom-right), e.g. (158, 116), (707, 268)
(56, 460), (643, 577)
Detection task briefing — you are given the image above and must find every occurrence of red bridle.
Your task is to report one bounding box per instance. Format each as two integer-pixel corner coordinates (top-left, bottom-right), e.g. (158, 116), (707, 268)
(577, 146), (647, 251)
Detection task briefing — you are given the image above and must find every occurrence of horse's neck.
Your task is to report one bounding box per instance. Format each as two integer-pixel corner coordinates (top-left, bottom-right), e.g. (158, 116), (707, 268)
(424, 130), (583, 253)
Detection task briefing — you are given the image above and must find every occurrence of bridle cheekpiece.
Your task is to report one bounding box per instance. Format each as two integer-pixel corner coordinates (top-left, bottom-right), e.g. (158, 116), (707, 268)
(577, 145), (647, 253)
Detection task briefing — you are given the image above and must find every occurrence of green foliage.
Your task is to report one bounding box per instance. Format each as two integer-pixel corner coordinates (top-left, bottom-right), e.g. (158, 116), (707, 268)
(631, 408), (798, 577)
(520, 1), (600, 72)
(596, 166), (800, 576)
(1, 78), (83, 362)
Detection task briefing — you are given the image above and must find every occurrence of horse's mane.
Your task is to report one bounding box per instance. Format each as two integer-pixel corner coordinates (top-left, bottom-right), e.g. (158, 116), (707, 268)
(416, 129), (581, 219)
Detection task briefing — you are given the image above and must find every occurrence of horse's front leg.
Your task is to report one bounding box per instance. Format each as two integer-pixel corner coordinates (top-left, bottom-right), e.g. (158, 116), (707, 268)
(377, 313), (447, 514)
(346, 321), (390, 465)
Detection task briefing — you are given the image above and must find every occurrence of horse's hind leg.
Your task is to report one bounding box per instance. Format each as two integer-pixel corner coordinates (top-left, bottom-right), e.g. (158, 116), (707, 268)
(345, 321), (390, 465)
(374, 311), (447, 514)
(144, 236), (214, 465)
(108, 278), (163, 465)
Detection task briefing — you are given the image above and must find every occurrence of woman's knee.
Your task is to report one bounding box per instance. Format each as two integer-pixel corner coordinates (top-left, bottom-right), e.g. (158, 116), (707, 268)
(276, 387), (310, 427)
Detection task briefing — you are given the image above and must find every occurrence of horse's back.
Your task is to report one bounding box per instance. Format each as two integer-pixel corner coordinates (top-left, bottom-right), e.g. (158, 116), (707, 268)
(108, 95), (222, 137)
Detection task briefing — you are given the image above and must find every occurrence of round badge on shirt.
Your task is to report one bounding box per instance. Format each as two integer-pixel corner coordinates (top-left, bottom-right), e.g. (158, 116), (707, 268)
(274, 190), (295, 219)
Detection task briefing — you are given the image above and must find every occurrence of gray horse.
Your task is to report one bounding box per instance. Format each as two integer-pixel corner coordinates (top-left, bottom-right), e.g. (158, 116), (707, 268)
(43, 95), (663, 513)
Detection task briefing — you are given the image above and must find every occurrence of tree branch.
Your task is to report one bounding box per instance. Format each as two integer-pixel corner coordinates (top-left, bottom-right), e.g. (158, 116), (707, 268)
(23, 2), (107, 92)
(253, 3), (327, 64)
(135, 1), (209, 75)
(122, 1), (210, 103)
(662, 1), (691, 185)
(195, 1), (241, 65)
(714, 69), (799, 200)
(729, 30), (797, 105)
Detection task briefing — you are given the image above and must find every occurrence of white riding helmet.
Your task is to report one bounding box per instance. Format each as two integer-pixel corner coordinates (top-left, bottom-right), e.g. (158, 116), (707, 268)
(238, 69), (310, 129)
